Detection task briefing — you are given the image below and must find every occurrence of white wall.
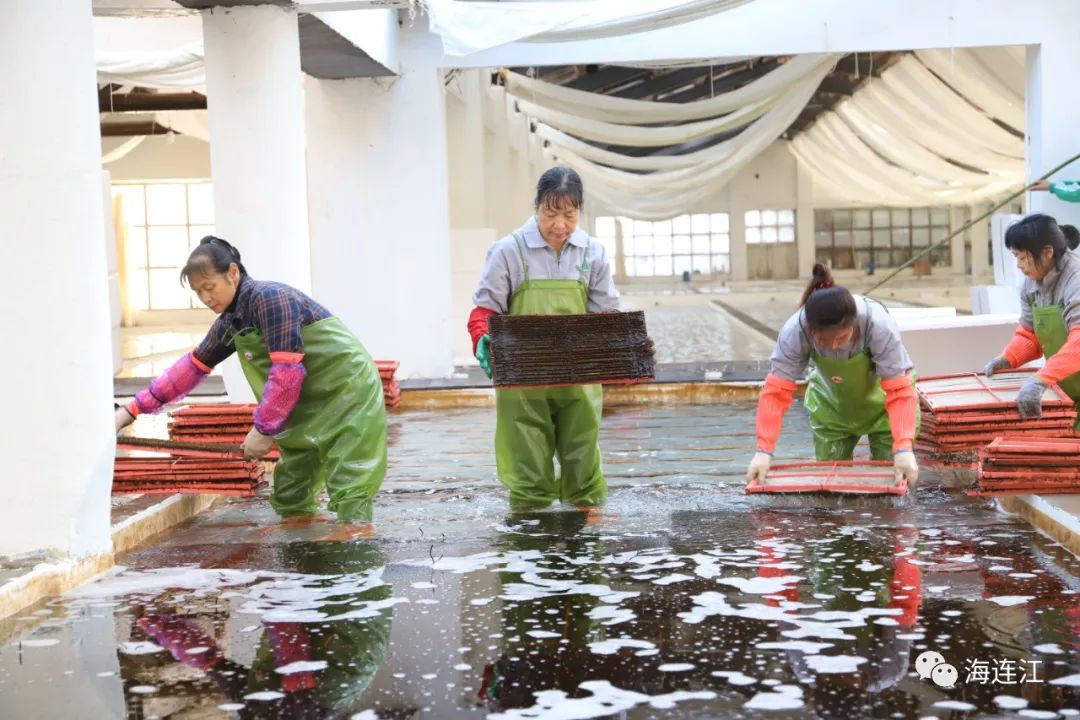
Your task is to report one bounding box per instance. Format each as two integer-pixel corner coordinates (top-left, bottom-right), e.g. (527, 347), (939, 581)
(104, 135), (211, 181)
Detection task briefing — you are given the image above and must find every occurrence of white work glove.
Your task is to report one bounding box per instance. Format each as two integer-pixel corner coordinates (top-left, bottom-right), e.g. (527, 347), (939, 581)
(894, 450), (919, 487)
(115, 406), (135, 434)
(983, 356), (1011, 378)
(242, 426), (274, 460)
(746, 451), (772, 485)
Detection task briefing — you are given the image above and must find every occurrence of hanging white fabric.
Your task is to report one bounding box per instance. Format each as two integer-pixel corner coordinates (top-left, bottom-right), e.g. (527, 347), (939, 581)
(154, 109), (210, 142)
(422, 0), (754, 57)
(101, 136), (146, 164)
(915, 48), (1024, 131)
(503, 54), (835, 124)
(97, 43), (205, 89)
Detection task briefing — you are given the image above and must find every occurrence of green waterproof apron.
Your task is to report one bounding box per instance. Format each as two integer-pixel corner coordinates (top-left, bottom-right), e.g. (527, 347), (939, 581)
(233, 316), (387, 523)
(494, 235), (606, 509)
(1030, 300), (1080, 427)
(803, 299), (917, 461)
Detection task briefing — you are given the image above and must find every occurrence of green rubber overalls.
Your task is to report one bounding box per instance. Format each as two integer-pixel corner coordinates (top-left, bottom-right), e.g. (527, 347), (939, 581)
(233, 316), (387, 523)
(494, 235), (606, 509)
(1030, 299), (1080, 427)
(802, 299), (916, 461)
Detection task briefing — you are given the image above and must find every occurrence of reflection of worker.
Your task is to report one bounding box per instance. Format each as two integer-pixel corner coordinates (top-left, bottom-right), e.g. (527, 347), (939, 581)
(115, 237), (387, 527)
(1031, 179), (1080, 203)
(983, 214), (1080, 422)
(135, 543), (391, 718)
(747, 263), (920, 487)
(467, 167), (620, 509)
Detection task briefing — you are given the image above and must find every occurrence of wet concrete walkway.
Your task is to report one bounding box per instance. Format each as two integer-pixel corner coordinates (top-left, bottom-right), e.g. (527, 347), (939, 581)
(2, 404), (1079, 719)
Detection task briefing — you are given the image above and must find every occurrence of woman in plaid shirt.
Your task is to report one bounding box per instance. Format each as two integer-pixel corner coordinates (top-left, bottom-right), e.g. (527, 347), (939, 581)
(116, 236), (387, 528)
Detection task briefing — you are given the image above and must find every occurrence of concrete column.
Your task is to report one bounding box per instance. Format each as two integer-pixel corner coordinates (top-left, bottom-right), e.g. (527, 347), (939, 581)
(306, 22), (454, 378)
(795, 162), (816, 274)
(950, 206), (967, 274)
(971, 202), (992, 279)
(729, 199), (749, 282)
(203, 5), (311, 290)
(0, 0), (114, 558)
(1026, 40), (1080, 229)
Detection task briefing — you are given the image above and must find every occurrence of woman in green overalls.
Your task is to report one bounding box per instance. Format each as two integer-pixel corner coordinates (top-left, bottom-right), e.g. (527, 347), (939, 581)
(115, 236), (387, 529)
(467, 167), (621, 509)
(747, 264), (920, 487)
(983, 214), (1080, 420)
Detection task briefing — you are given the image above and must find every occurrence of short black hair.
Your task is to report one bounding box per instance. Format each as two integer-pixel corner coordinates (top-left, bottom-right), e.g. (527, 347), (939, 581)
(534, 166), (584, 212)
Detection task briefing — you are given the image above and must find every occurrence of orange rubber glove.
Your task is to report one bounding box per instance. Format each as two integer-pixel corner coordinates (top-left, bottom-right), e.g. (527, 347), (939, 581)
(1001, 325), (1043, 370)
(755, 373), (797, 453)
(468, 306), (497, 354)
(882, 373), (917, 452)
(1037, 326), (1080, 385)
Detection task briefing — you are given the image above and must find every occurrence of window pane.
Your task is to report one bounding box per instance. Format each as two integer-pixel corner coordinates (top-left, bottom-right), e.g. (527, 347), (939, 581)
(673, 255), (692, 275)
(635, 235), (653, 255)
(114, 185), (145, 226)
(673, 234), (692, 254)
(856, 249), (872, 269)
(126, 226), (147, 268)
(746, 227), (762, 244)
(128, 271), (149, 311)
(891, 227), (910, 247)
(833, 210), (851, 230)
(932, 228), (949, 243)
(712, 255), (730, 273)
(189, 225), (215, 248)
(672, 214), (691, 234)
(622, 235), (635, 256)
(872, 228), (890, 247)
(652, 219), (672, 236)
(913, 228), (930, 246)
(710, 213), (729, 233)
(618, 217), (634, 237)
(148, 268), (192, 310)
(816, 231), (833, 248)
(595, 216), (616, 238)
(761, 209), (777, 226)
(872, 209), (890, 227)
(712, 234), (730, 253)
(815, 210), (833, 231)
(598, 235), (616, 258)
(145, 183), (188, 225)
(634, 256), (654, 276)
(692, 235), (710, 254)
(762, 226), (778, 244)
(187, 182), (214, 225)
(624, 258), (636, 277)
(691, 213), (710, 234)
(147, 225), (191, 267)
(891, 209), (909, 225)
(779, 225), (795, 243)
(654, 234), (672, 255)
(633, 220), (652, 236)
(654, 255), (673, 276)
(853, 210), (872, 228)
(873, 248), (892, 267)
(931, 208), (950, 226)
(912, 208), (930, 226)
(778, 209), (795, 225)
(853, 229), (872, 248)
(744, 210), (761, 227)
(692, 255), (710, 274)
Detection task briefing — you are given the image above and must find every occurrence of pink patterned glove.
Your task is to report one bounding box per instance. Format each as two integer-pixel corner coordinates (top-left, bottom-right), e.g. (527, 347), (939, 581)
(252, 353), (307, 436)
(130, 352), (211, 416)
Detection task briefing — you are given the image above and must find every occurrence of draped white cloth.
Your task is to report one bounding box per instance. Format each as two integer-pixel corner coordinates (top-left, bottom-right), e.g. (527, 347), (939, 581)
(154, 109), (210, 142)
(790, 52), (1024, 207)
(915, 48), (1024, 130)
(97, 43), (205, 89)
(503, 53), (834, 124)
(423, 0), (755, 57)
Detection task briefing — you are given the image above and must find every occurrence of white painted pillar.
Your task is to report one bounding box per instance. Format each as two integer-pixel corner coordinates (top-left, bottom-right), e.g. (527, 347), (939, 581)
(729, 200), (749, 282)
(795, 162), (816, 274)
(950, 206), (967, 274)
(1026, 40), (1080, 229)
(306, 23), (454, 378)
(203, 5), (311, 290)
(971, 202), (992, 279)
(0, 0), (114, 558)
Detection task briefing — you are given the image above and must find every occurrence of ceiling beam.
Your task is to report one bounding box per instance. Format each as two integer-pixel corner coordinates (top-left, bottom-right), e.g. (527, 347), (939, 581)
(99, 91), (207, 113)
(659, 59), (779, 104)
(611, 66), (713, 100)
(564, 66), (651, 94)
(101, 120), (178, 137)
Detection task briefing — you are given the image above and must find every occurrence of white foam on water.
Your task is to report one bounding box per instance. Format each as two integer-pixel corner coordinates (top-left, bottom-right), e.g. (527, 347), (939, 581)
(486, 680), (714, 719)
(1049, 674), (1080, 686)
(1034, 643), (1064, 654)
(416, 599), (439, 605)
(896, 633), (924, 640)
(1018, 710), (1059, 719)
(711, 671), (757, 686)
(130, 685), (157, 694)
(454, 663), (471, 671)
(350, 712), (379, 720)
(17, 639), (59, 647)
(527, 630), (562, 639)
(185, 646), (209, 654)
(588, 639), (655, 655)
(744, 684), (804, 711)
(803, 655), (866, 674)
(756, 641), (833, 653)
(927, 586), (950, 593)
(411, 582), (436, 589)
(219, 703), (245, 711)
(118, 641), (163, 655)
(653, 573), (694, 586)
(470, 598), (494, 606)
(96, 671), (115, 678)
(245, 691), (286, 701)
(873, 618), (899, 626)
(72, 566), (286, 597)
(857, 561), (883, 572)
(275, 660), (328, 674)
(587, 605), (635, 626)
(1060, 710), (1079, 717)
(400, 550), (510, 573)
(933, 701), (976, 711)
(715, 575), (803, 595)
(657, 663), (695, 672)
(994, 695), (1028, 710)
(987, 595), (1034, 607)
